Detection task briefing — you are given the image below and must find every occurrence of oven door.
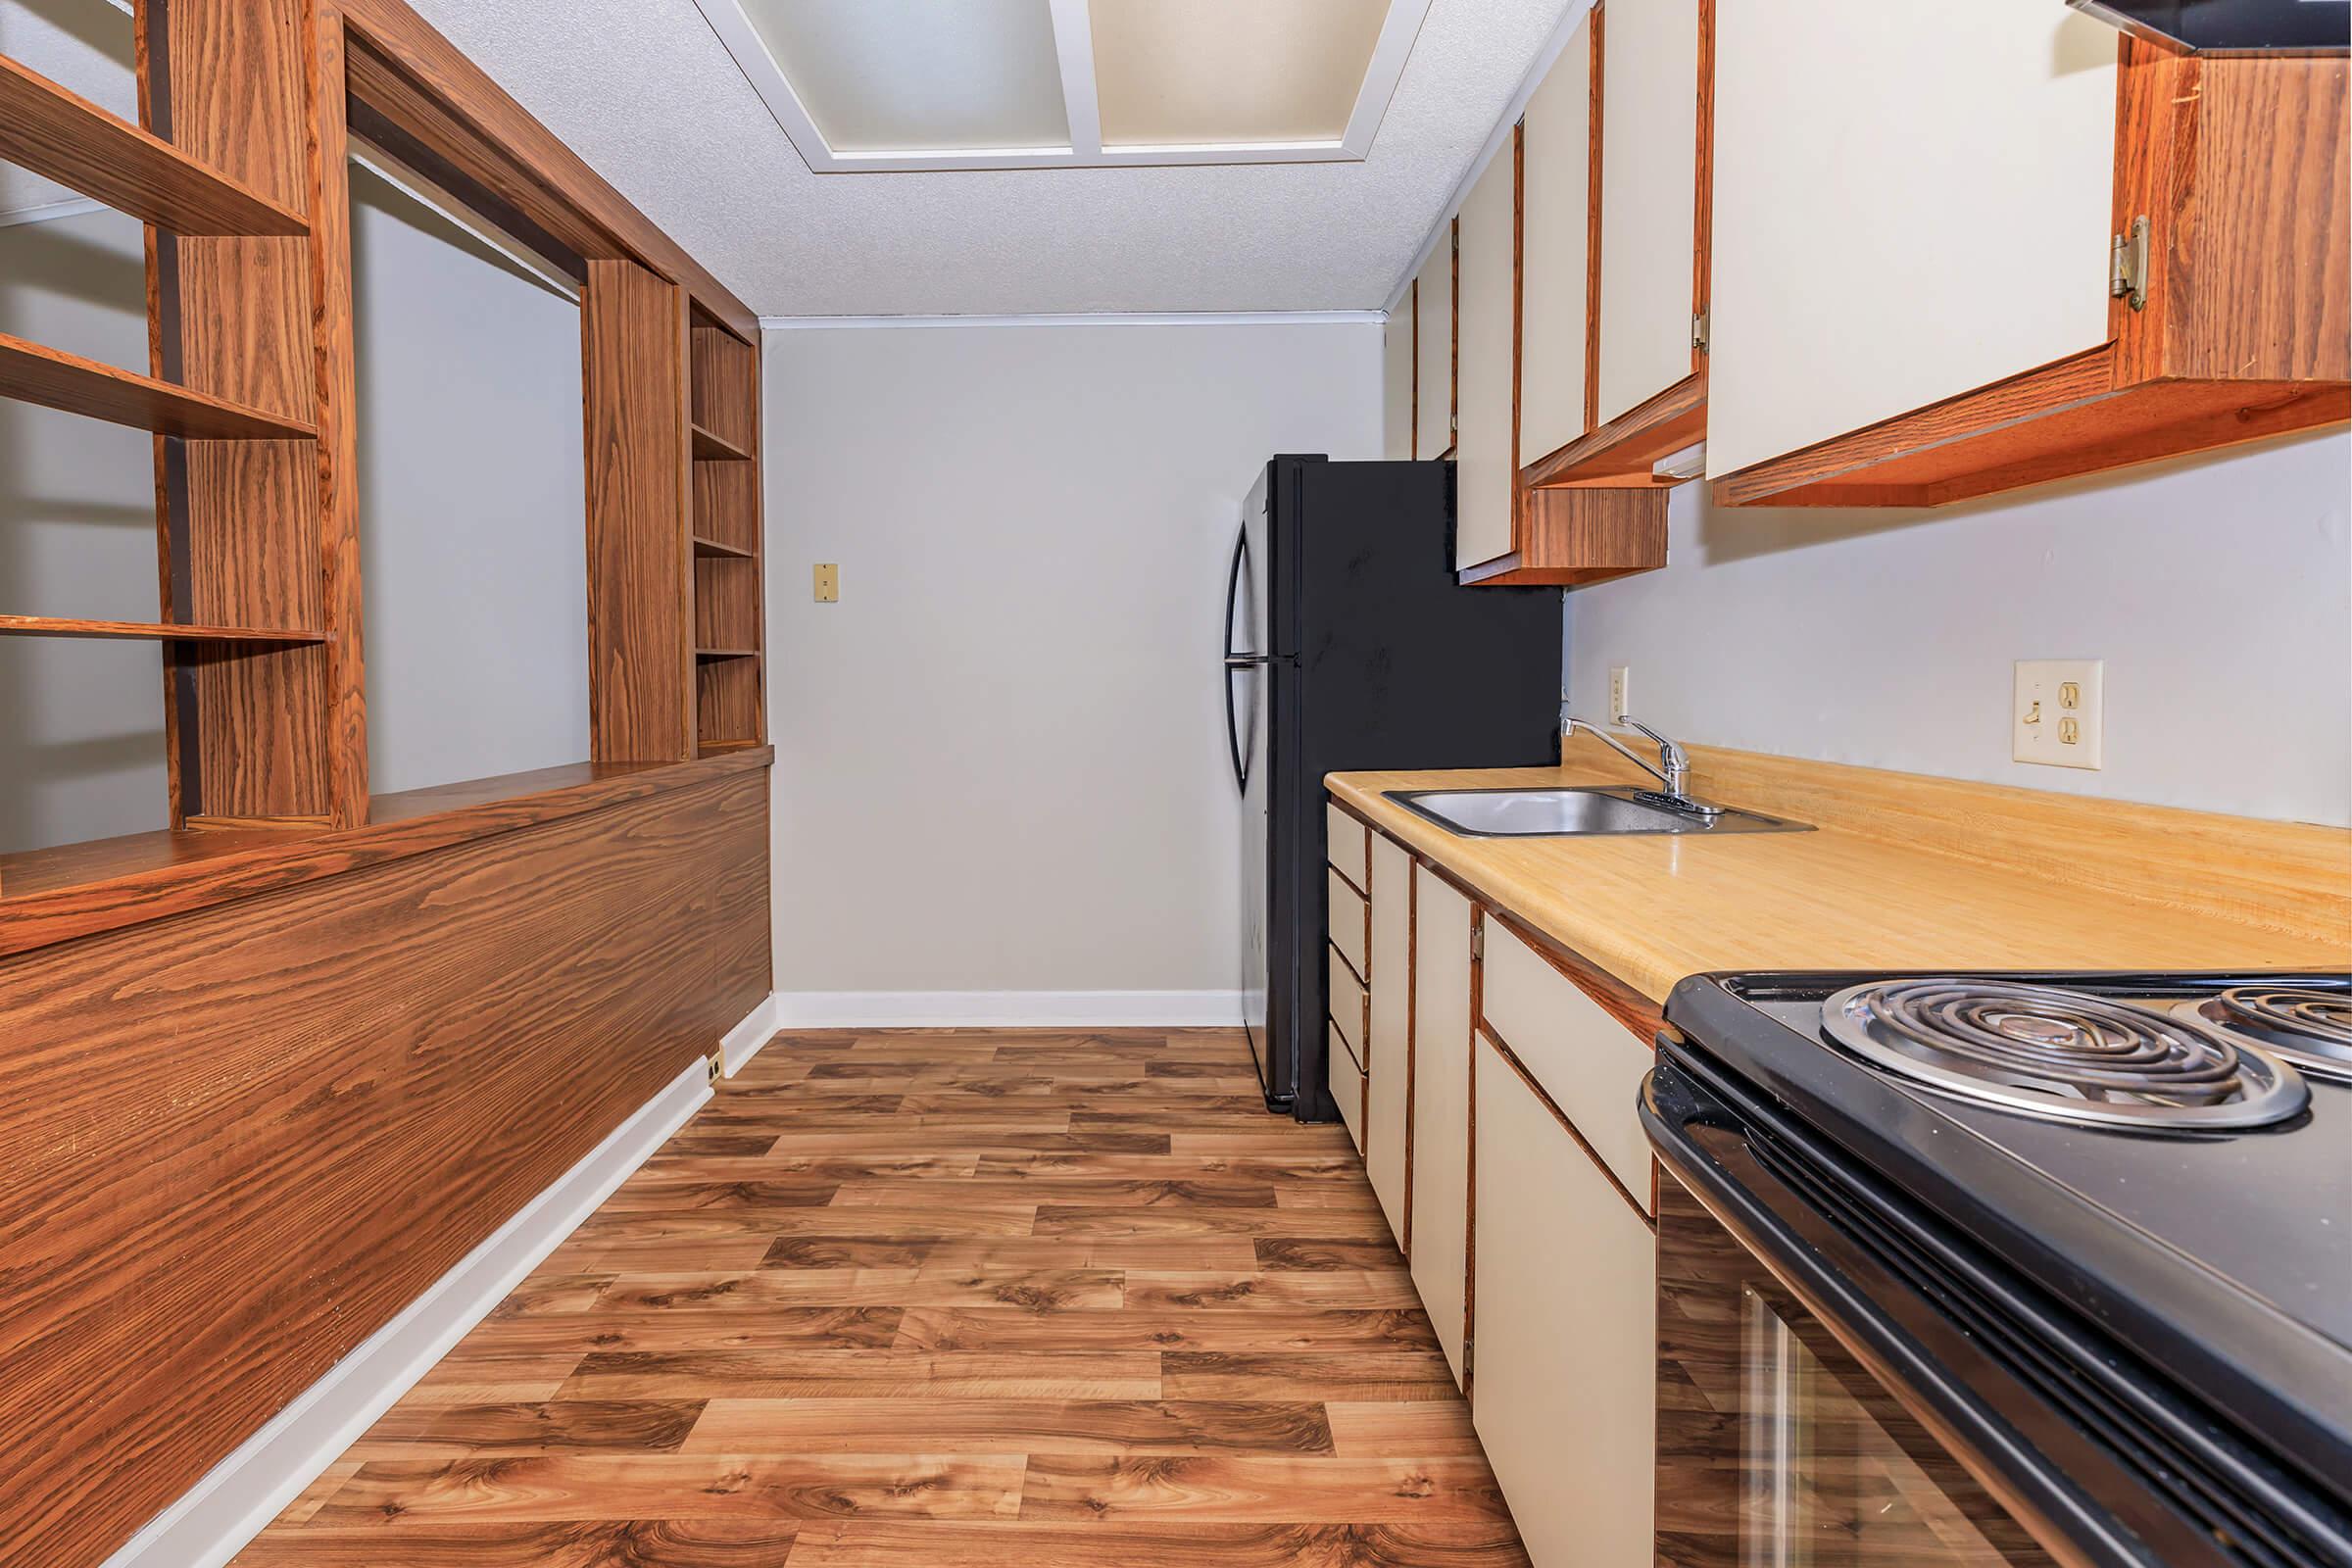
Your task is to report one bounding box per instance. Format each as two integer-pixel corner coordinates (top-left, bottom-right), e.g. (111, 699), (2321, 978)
(1643, 1053), (2296, 1568)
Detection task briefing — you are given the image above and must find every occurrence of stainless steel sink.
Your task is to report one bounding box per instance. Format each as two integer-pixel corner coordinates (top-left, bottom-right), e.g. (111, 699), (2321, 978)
(1386, 786), (1810, 838)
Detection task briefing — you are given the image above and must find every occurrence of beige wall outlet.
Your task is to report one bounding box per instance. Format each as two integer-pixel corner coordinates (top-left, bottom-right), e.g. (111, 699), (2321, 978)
(2014, 659), (2103, 770)
(813, 563), (839, 603)
(1609, 664), (1631, 724)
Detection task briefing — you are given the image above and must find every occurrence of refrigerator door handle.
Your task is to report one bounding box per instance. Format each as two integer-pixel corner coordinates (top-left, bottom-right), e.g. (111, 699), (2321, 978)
(1224, 654), (1270, 669)
(1223, 524), (1259, 794)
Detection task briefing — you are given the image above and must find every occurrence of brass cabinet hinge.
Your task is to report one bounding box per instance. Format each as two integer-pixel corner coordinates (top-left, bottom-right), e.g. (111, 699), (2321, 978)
(2110, 216), (2150, 312)
(1471, 923), (1485, 961)
(1691, 310), (1710, 353)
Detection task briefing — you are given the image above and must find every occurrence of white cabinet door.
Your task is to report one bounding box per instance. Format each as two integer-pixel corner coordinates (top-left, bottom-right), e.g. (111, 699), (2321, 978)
(1594, 0), (1700, 426)
(1414, 235), (1454, 461)
(1705, 0), (2117, 477)
(1366, 833), (1412, 1247)
(1518, 11), (1592, 466)
(1408, 865), (1472, 1386)
(1384, 284), (1416, 460)
(1473, 1032), (1656, 1567)
(1454, 149), (1517, 571)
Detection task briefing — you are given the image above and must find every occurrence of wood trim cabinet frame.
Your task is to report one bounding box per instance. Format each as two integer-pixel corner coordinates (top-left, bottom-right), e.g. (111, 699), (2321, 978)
(1709, 38), (2348, 508)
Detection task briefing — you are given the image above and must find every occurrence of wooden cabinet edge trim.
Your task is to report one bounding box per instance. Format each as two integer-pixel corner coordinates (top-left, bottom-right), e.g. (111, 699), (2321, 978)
(1484, 904), (1666, 1048)
(0, 748), (773, 957)
(1520, 370), (1706, 490)
(1478, 1023), (1658, 1230)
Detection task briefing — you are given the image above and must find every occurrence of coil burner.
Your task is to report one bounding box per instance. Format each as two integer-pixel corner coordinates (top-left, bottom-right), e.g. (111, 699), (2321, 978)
(2174, 986), (2352, 1085)
(1822, 978), (2309, 1131)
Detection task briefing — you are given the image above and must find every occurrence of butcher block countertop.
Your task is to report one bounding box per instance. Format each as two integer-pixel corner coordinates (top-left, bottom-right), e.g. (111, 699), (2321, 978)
(1328, 736), (2352, 1006)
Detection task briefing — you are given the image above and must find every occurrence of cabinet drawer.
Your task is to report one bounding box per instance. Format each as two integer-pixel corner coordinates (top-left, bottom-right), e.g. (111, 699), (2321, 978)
(1326, 803), (1367, 890)
(1473, 1032), (1655, 1565)
(1328, 944), (1367, 1071)
(1328, 867), (1369, 982)
(1479, 919), (1654, 1210)
(1330, 1022), (1365, 1152)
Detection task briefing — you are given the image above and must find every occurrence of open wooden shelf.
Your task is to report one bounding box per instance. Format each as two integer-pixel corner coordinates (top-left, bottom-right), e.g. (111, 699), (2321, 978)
(691, 533), (756, 560)
(694, 646), (760, 660)
(0, 54), (310, 238)
(0, 616), (325, 643)
(0, 333), (318, 441)
(697, 737), (762, 757)
(690, 420), (754, 462)
(1522, 373), (1708, 491)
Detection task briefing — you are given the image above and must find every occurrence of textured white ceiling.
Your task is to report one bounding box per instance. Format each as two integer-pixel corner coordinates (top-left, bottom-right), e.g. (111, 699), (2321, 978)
(402, 0), (1571, 318)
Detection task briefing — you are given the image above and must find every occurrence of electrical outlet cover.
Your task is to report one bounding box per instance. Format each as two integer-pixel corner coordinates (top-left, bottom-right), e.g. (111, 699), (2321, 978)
(1609, 664), (1631, 724)
(2013, 659), (2103, 770)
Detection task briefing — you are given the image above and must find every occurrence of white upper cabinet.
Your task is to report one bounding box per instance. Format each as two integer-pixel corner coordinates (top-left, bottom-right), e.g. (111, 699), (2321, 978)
(1453, 149), (1517, 571)
(1705, 0), (2118, 478)
(1594, 0), (1702, 426)
(1413, 234), (1454, 461)
(1383, 284), (1415, 460)
(1518, 10), (1592, 466)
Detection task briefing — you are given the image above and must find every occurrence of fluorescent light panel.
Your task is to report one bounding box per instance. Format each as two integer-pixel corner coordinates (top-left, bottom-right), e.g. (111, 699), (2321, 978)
(696, 0), (1432, 172)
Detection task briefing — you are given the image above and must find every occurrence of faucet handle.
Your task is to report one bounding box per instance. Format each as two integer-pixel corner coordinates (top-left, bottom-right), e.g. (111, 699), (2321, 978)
(1617, 715), (1686, 765)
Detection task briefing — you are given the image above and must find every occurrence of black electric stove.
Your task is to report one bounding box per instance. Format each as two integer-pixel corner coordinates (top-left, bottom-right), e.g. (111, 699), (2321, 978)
(1647, 970), (2352, 1568)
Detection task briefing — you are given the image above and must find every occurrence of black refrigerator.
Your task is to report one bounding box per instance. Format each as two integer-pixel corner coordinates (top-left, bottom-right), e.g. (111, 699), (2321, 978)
(1226, 455), (1564, 1121)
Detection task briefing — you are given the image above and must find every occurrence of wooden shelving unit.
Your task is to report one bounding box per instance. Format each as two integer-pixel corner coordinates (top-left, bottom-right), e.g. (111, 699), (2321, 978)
(0, 334), (318, 441)
(686, 309), (766, 759)
(0, 54), (310, 237)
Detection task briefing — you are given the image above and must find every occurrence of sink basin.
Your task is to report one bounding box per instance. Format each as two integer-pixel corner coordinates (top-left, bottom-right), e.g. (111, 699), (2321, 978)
(1385, 786), (1810, 838)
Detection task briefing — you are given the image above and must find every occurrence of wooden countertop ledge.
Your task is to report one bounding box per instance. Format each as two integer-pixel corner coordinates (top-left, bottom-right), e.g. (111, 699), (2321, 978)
(0, 747), (773, 959)
(1329, 736), (2352, 1006)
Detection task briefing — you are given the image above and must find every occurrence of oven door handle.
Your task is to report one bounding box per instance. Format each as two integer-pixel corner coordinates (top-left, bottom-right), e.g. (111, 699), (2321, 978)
(1640, 1059), (2180, 1568)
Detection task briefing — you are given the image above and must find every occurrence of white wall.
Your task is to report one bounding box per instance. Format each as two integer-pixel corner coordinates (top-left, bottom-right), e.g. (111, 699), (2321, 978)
(763, 320), (1383, 1009)
(0, 206), (170, 854)
(351, 166), (589, 795)
(1565, 431), (2352, 826)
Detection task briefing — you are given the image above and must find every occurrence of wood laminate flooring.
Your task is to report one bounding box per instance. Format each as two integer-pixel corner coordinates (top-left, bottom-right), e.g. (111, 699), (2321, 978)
(234, 1029), (1529, 1566)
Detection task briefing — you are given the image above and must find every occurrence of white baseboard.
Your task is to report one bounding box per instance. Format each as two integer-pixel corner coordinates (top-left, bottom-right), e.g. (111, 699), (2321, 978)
(769, 989), (1245, 1029)
(102, 1058), (712, 1568)
(721, 992), (786, 1076)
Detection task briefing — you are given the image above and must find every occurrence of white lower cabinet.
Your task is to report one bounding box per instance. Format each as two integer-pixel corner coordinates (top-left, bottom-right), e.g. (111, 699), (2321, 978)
(1471, 1031), (1657, 1566)
(1365, 833), (1413, 1247)
(1409, 865), (1473, 1386)
(1329, 1021), (1364, 1152)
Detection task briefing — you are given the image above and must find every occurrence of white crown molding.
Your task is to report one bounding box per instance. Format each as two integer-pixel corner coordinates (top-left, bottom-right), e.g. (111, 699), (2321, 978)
(1383, 0), (1596, 315)
(693, 0), (1433, 173)
(771, 989), (1246, 1029)
(0, 196), (108, 229)
(760, 310), (1385, 331)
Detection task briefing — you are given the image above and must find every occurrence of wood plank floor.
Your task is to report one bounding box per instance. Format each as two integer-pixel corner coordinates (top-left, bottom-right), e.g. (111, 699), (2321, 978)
(234, 1029), (1529, 1566)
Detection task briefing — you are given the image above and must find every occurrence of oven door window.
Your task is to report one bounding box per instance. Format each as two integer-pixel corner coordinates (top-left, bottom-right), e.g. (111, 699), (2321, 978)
(1658, 1178), (2054, 1568)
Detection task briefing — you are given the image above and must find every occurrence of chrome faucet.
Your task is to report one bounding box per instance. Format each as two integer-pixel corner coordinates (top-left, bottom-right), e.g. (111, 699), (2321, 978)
(1562, 712), (1720, 819)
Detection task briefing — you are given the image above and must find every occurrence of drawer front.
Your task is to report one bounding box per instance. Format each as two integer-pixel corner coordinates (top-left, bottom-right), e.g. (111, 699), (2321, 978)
(1479, 919), (1654, 1210)
(1328, 944), (1367, 1071)
(1330, 1022), (1365, 1152)
(1326, 803), (1368, 890)
(1327, 867), (1369, 983)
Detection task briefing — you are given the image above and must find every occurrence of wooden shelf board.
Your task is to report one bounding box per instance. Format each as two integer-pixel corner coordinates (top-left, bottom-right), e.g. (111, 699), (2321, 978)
(691, 421), (755, 462)
(693, 646), (760, 660)
(697, 737), (762, 757)
(1522, 373), (1707, 490)
(1461, 485), (1669, 589)
(0, 616), (326, 644)
(0, 750), (773, 956)
(0, 54), (310, 237)
(0, 333), (318, 441)
(691, 533), (757, 560)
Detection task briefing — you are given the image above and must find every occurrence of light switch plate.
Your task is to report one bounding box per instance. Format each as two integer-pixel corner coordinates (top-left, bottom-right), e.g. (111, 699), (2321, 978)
(2013, 659), (2103, 769)
(813, 563), (839, 603)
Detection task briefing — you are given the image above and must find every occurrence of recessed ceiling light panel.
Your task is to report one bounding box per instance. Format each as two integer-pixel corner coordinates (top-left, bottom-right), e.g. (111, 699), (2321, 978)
(1091, 0), (1389, 148)
(696, 0), (1432, 172)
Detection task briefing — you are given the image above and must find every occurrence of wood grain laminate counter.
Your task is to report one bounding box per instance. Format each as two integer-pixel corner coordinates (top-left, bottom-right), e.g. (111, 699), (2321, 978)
(1329, 740), (2352, 1006)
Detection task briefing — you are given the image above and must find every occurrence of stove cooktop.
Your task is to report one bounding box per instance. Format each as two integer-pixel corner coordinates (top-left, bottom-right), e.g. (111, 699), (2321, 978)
(1664, 969), (2352, 1503)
